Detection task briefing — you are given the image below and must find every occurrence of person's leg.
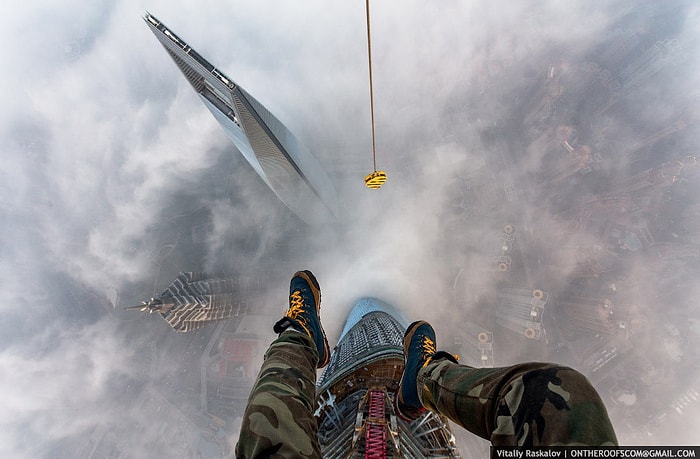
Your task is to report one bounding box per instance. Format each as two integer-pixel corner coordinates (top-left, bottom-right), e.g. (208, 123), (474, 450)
(396, 321), (617, 446)
(235, 330), (321, 458)
(418, 360), (618, 446)
(235, 271), (330, 459)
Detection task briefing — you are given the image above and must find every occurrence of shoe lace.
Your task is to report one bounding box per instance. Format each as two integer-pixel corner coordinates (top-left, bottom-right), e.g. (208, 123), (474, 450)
(421, 336), (437, 367)
(287, 290), (310, 334)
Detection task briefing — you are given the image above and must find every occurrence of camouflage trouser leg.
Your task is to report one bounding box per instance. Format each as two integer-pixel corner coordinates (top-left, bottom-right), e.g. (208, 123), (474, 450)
(418, 361), (618, 446)
(235, 331), (321, 459)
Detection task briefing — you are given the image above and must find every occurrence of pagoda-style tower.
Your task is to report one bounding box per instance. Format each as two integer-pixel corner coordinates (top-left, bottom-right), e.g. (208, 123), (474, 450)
(129, 272), (246, 332)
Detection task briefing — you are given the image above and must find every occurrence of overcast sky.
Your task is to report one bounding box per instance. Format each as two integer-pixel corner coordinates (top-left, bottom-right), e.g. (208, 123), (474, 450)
(1, 0), (699, 456)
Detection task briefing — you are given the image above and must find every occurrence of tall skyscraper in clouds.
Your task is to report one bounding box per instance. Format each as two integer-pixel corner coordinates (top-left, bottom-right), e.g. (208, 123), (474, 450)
(144, 13), (338, 224)
(316, 298), (460, 457)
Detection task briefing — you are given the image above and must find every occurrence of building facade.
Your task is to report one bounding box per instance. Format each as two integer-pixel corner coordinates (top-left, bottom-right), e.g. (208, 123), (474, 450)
(496, 287), (549, 340)
(134, 272), (246, 332)
(144, 13), (338, 225)
(316, 298), (460, 458)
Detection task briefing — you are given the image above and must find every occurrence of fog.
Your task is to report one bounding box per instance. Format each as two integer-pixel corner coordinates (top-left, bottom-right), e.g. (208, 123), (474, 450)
(1, 0), (698, 456)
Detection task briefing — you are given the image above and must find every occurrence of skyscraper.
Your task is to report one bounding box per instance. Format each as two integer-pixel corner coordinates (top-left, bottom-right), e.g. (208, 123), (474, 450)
(144, 13), (338, 225)
(496, 287), (548, 340)
(316, 298), (460, 458)
(132, 272), (246, 332)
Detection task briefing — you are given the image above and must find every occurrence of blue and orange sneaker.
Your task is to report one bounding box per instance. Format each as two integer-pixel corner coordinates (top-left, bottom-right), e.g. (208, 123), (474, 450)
(273, 270), (331, 368)
(395, 320), (458, 421)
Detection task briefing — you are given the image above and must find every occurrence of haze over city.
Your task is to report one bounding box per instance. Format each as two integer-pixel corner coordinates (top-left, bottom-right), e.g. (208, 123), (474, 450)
(1, 0), (698, 457)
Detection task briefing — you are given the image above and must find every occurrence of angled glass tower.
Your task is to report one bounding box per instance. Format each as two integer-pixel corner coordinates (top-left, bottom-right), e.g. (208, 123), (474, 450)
(316, 298), (460, 458)
(144, 13), (338, 224)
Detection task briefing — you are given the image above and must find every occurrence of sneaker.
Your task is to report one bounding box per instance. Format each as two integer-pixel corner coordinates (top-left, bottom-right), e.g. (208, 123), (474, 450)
(395, 320), (457, 421)
(273, 270), (331, 368)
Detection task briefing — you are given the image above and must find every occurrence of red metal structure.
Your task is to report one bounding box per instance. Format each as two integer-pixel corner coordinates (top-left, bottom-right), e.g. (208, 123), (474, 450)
(364, 390), (387, 458)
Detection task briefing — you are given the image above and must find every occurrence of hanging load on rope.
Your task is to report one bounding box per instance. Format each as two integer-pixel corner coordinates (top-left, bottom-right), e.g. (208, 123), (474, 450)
(365, 170), (387, 189)
(363, 0), (387, 189)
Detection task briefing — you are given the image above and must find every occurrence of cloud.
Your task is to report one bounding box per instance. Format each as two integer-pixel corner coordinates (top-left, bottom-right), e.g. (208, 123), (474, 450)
(1, 0), (699, 455)
(0, 319), (138, 456)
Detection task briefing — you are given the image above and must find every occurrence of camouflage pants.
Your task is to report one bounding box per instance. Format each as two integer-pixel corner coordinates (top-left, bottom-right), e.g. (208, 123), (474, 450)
(236, 334), (617, 458)
(235, 331), (321, 459)
(418, 360), (618, 446)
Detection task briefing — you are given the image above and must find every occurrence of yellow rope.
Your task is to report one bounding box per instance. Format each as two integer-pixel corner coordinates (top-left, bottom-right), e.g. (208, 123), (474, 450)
(365, 0), (377, 172)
